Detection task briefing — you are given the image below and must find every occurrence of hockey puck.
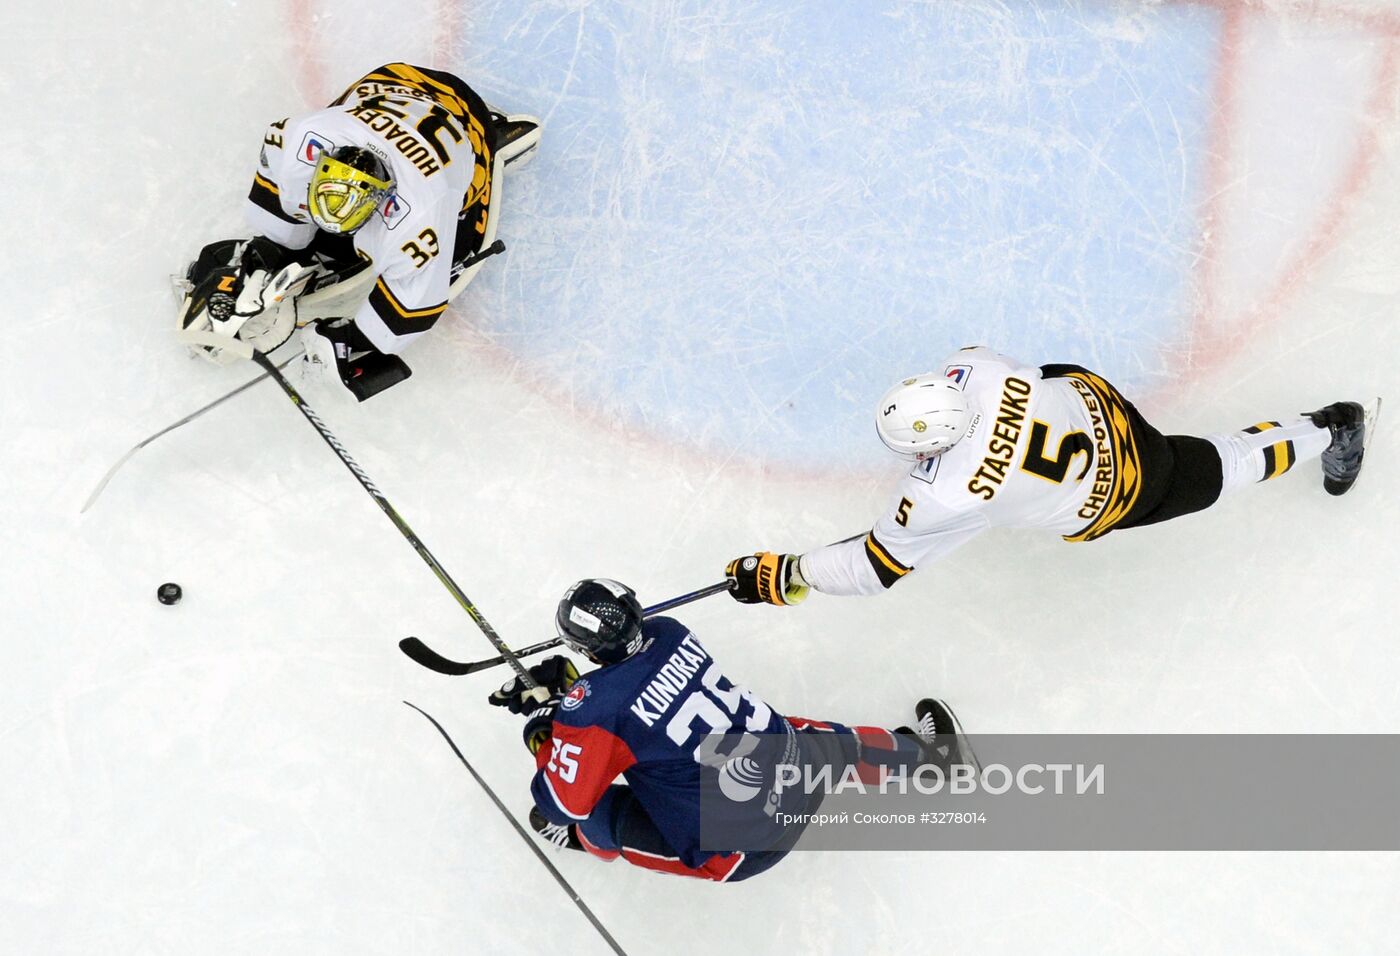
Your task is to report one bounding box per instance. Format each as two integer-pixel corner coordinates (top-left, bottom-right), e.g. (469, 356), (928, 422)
(157, 583), (183, 606)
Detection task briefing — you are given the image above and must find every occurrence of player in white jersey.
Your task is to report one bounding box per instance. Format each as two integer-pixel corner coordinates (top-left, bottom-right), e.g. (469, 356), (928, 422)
(176, 63), (541, 400)
(723, 346), (1379, 601)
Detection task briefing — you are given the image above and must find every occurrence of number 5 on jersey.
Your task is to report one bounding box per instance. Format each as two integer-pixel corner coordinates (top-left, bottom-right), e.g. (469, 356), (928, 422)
(1021, 420), (1092, 483)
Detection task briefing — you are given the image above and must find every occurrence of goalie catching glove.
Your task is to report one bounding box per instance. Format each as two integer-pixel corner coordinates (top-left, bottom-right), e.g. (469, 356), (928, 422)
(487, 655), (580, 754)
(725, 552), (810, 606)
(176, 236), (317, 364)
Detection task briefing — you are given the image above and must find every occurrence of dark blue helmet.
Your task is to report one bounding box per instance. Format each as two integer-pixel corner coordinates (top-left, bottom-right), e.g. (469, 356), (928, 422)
(556, 579), (644, 664)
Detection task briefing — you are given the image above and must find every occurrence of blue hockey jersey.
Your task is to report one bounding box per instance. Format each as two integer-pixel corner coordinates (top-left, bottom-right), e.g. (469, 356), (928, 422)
(530, 617), (812, 867)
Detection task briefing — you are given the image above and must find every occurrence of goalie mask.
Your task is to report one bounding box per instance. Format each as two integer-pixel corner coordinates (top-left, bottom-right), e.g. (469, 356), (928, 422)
(875, 373), (972, 460)
(555, 579), (645, 665)
(307, 146), (393, 234)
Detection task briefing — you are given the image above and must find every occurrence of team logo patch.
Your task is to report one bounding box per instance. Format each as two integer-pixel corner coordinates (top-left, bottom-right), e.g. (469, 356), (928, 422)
(379, 191), (412, 230)
(297, 131), (336, 166)
(561, 679), (590, 711)
(910, 454), (941, 483)
(944, 365), (972, 388)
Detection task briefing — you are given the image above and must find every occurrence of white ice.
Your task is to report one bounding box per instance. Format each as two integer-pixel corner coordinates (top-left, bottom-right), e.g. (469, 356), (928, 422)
(4, 1), (1400, 953)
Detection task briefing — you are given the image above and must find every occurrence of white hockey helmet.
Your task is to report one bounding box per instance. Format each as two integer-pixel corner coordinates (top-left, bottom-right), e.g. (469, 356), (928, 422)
(874, 373), (971, 460)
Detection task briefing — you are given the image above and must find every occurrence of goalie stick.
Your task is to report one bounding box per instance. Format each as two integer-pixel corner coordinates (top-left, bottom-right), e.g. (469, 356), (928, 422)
(248, 348), (537, 686)
(399, 580), (733, 676)
(80, 352), (301, 513)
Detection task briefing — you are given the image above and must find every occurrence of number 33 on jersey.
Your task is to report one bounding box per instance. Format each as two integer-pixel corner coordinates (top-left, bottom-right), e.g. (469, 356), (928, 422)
(247, 63), (495, 356)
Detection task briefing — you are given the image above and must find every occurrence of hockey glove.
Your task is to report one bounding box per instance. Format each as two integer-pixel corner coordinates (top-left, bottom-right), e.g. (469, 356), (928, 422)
(725, 552), (810, 606)
(232, 238), (315, 353)
(487, 655), (581, 755)
(233, 236), (295, 319)
(487, 656), (580, 715)
(522, 708), (557, 755)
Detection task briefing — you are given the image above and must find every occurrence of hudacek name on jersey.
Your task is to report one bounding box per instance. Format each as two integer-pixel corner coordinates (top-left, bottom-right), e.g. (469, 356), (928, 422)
(345, 99), (445, 179)
(630, 634), (709, 727)
(339, 77), (468, 179)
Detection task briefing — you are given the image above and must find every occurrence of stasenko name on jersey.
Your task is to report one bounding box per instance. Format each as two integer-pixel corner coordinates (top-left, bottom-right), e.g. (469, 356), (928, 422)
(346, 105), (443, 178)
(967, 376), (1032, 500)
(630, 634), (709, 727)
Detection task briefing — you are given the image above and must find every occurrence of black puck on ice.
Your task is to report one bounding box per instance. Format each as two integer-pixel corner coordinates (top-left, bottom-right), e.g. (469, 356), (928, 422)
(157, 583), (183, 606)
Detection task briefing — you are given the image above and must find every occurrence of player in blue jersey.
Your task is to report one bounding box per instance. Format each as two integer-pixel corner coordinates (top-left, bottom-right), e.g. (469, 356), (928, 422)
(488, 578), (977, 882)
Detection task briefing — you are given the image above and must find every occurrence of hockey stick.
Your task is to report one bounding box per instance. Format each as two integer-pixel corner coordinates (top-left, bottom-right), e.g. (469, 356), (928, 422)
(404, 701), (629, 956)
(398, 634), (566, 677)
(399, 580), (733, 676)
(249, 350), (536, 686)
(80, 352), (300, 513)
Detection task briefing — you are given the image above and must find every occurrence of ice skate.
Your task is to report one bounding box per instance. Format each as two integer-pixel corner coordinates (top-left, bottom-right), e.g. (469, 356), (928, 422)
(913, 698), (980, 773)
(529, 806), (583, 851)
(1307, 399), (1380, 496)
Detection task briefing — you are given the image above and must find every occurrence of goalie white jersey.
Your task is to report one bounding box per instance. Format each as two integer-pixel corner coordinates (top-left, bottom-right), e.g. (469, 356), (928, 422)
(800, 346), (1146, 596)
(246, 63), (496, 354)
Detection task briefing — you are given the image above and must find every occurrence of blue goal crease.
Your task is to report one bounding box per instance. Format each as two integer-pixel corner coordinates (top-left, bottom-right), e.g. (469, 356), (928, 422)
(462, 0), (1219, 466)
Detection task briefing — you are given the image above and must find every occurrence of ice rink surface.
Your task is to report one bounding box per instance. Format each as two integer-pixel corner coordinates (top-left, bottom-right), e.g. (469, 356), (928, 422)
(4, 0), (1400, 952)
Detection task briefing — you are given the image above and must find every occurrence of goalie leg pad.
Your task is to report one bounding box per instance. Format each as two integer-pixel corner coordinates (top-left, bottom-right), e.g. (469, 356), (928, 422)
(491, 112), (541, 168)
(344, 350), (412, 402)
(300, 323), (412, 402)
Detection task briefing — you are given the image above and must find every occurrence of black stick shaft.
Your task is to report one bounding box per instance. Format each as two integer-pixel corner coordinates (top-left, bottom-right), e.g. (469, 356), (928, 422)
(250, 350), (535, 687)
(400, 580), (732, 676)
(404, 701), (628, 956)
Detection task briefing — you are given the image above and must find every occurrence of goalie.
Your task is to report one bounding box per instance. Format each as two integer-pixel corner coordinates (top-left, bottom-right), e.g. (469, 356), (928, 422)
(176, 62), (540, 400)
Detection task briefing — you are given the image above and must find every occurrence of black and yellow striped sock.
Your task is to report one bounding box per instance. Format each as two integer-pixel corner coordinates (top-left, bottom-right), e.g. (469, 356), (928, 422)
(1207, 415), (1331, 496)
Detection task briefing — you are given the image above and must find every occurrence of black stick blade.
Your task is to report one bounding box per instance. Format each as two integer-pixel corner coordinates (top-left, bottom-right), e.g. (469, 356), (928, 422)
(398, 637), (477, 675)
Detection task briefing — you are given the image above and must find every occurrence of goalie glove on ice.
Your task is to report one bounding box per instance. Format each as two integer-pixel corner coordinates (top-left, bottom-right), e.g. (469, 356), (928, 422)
(176, 236), (313, 362)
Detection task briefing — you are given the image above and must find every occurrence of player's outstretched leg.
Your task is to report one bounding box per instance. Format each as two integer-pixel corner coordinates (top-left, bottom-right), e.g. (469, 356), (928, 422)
(912, 698), (980, 773)
(1306, 399), (1381, 496)
(1206, 399), (1378, 499)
